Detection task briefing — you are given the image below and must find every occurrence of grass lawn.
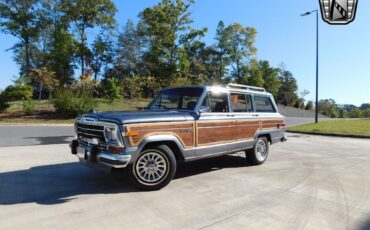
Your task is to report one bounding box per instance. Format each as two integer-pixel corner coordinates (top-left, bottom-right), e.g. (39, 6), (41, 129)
(0, 98), (152, 124)
(288, 119), (370, 136)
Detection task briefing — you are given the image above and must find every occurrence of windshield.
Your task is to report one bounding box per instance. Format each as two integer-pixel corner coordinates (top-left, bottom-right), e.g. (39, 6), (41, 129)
(147, 87), (204, 111)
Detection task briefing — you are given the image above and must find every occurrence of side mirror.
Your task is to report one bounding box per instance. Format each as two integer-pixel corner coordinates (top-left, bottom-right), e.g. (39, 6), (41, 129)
(199, 106), (210, 113)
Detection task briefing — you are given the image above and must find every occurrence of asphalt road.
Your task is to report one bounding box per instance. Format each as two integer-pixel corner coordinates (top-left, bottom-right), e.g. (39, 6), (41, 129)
(0, 134), (370, 229)
(0, 117), (319, 147)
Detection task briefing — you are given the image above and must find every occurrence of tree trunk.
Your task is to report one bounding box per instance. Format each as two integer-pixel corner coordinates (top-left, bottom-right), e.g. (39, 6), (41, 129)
(25, 39), (31, 79)
(81, 55), (84, 78)
(38, 84), (43, 100)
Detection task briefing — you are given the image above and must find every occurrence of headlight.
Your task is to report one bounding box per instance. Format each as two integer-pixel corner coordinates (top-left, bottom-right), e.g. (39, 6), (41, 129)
(104, 127), (114, 142)
(103, 124), (124, 147)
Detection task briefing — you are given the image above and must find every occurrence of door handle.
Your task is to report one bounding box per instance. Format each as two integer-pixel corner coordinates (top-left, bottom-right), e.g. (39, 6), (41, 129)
(252, 114), (259, 117)
(227, 114), (235, 117)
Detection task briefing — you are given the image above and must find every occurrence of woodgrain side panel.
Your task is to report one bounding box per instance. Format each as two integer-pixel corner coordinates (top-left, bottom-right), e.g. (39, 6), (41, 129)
(261, 119), (285, 130)
(197, 121), (236, 146)
(127, 122), (195, 148)
(236, 120), (260, 140)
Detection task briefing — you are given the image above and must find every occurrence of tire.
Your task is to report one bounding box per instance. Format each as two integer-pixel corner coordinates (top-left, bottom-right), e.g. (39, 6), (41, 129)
(129, 145), (177, 191)
(246, 137), (269, 165)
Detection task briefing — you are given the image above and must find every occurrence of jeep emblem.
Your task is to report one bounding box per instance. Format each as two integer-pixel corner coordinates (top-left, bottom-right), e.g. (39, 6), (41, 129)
(80, 117), (97, 123)
(319, 0), (358, 24)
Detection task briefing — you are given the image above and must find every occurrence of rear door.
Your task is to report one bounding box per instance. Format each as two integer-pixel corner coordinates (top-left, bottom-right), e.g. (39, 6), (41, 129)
(230, 92), (260, 147)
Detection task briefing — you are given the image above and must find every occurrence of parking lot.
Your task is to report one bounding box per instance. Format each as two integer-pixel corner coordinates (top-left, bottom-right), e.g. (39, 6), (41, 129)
(1, 133), (370, 230)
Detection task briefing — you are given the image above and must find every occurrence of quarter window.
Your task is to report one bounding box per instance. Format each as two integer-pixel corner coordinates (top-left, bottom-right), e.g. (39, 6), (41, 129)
(254, 95), (276, 113)
(230, 93), (253, 112)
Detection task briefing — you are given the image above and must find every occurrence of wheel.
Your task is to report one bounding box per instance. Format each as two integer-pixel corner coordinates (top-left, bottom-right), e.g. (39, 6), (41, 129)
(246, 137), (269, 165)
(129, 145), (177, 190)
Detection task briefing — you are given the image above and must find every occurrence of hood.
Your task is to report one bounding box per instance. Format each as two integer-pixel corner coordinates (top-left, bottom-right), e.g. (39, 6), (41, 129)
(81, 110), (196, 124)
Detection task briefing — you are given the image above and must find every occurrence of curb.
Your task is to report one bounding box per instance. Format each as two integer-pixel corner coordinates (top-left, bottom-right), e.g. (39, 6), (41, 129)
(286, 130), (370, 139)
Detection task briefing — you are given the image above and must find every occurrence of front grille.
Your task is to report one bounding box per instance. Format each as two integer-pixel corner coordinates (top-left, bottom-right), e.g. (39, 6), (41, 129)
(76, 122), (105, 141)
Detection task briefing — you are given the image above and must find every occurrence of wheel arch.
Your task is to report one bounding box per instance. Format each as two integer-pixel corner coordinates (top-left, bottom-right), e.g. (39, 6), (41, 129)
(256, 133), (272, 143)
(137, 135), (186, 162)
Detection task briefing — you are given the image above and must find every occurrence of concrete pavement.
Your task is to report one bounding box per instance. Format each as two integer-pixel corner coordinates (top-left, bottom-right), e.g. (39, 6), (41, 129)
(0, 134), (370, 230)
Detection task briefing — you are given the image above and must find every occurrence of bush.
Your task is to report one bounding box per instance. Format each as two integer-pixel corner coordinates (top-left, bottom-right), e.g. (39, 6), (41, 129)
(22, 100), (36, 115)
(0, 97), (10, 112)
(1, 85), (33, 101)
(53, 89), (97, 117)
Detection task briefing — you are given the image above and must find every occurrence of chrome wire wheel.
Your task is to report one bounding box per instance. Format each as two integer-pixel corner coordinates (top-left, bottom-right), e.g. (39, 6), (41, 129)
(135, 151), (168, 184)
(255, 139), (268, 161)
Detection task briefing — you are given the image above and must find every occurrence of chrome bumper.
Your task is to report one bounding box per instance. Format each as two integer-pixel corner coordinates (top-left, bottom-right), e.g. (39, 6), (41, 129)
(70, 140), (131, 169)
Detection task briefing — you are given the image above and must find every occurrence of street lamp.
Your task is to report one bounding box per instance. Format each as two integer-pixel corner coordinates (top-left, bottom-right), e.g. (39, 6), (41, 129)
(301, 10), (319, 123)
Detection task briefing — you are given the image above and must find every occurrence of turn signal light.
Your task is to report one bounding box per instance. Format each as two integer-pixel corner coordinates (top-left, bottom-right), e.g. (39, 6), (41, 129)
(123, 131), (139, 137)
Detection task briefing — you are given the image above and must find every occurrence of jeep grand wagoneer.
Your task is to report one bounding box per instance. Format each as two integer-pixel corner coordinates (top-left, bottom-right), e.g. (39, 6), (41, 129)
(70, 84), (286, 190)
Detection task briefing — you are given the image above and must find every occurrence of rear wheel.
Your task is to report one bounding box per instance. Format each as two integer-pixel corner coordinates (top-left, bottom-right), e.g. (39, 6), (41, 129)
(130, 145), (176, 190)
(246, 137), (269, 165)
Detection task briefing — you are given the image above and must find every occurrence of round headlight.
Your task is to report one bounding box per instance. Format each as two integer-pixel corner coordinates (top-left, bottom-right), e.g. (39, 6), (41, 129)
(104, 127), (113, 142)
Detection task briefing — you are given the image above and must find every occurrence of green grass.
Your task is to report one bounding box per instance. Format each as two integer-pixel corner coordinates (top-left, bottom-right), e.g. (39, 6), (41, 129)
(95, 98), (151, 111)
(288, 119), (370, 136)
(0, 98), (152, 124)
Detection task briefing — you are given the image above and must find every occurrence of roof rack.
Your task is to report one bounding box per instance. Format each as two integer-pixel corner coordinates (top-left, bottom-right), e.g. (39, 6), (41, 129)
(227, 83), (265, 92)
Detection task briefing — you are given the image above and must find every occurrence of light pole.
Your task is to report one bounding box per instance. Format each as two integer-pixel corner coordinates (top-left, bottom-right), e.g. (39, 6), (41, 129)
(301, 10), (319, 123)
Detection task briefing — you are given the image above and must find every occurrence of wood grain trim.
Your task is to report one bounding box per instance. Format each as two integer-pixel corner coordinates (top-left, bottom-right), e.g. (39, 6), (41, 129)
(126, 121), (195, 148)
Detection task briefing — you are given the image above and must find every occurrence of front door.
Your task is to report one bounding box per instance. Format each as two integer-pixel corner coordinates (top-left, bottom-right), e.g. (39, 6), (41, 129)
(195, 91), (236, 156)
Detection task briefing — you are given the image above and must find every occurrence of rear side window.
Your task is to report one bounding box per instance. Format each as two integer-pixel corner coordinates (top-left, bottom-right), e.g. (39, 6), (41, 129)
(230, 93), (253, 112)
(254, 95), (276, 113)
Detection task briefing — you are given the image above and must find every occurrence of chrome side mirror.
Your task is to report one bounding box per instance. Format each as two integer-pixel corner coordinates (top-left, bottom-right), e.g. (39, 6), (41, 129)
(199, 106), (210, 113)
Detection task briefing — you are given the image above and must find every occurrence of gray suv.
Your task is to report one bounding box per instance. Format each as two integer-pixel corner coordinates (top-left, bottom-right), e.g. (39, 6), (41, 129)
(70, 83), (287, 190)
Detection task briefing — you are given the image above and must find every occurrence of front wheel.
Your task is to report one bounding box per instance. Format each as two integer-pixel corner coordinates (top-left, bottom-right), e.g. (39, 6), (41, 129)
(246, 137), (269, 165)
(130, 145), (177, 190)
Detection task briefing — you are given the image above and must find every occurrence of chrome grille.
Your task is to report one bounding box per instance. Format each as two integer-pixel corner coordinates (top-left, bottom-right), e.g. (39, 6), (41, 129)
(76, 122), (105, 141)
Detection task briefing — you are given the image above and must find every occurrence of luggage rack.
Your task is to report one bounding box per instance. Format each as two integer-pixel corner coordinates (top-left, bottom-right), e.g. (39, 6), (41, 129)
(227, 83), (265, 92)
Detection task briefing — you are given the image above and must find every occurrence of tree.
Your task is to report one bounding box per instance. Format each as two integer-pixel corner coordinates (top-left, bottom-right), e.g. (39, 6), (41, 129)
(360, 103), (370, 111)
(258, 60), (280, 98)
(348, 108), (363, 118)
(90, 33), (114, 80)
(239, 59), (264, 87)
(138, 0), (206, 86)
(0, 0), (44, 78)
(61, 0), (116, 78)
(277, 70), (299, 106)
(116, 19), (142, 78)
(44, 0), (75, 86)
(214, 20), (229, 82)
(224, 23), (257, 81)
(104, 77), (119, 105)
(29, 67), (59, 100)
(363, 108), (370, 118)
(305, 100), (314, 110)
(318, 99), (338, 118)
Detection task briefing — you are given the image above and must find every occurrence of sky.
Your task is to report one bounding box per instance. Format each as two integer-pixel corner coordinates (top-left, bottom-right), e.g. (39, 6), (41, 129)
(0, 0), (369, 106)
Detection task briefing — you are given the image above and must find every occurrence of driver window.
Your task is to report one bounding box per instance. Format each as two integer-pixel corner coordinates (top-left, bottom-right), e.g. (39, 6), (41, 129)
(205, 91), (229, 113)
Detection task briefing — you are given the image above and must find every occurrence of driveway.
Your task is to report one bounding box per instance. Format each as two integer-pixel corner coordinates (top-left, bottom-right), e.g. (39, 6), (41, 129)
(0, 134), (369, 230)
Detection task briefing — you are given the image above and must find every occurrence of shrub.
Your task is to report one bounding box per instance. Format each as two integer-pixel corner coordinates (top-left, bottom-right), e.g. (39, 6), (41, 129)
(1, 85), (33, 101)
(0, 96), (9, 112)
(53, 89), (97, 117)
(22, 100), (36, 115)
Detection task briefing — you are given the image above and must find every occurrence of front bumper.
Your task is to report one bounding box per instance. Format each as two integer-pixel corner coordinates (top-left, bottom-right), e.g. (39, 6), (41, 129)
(70, 140), (131, 169)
